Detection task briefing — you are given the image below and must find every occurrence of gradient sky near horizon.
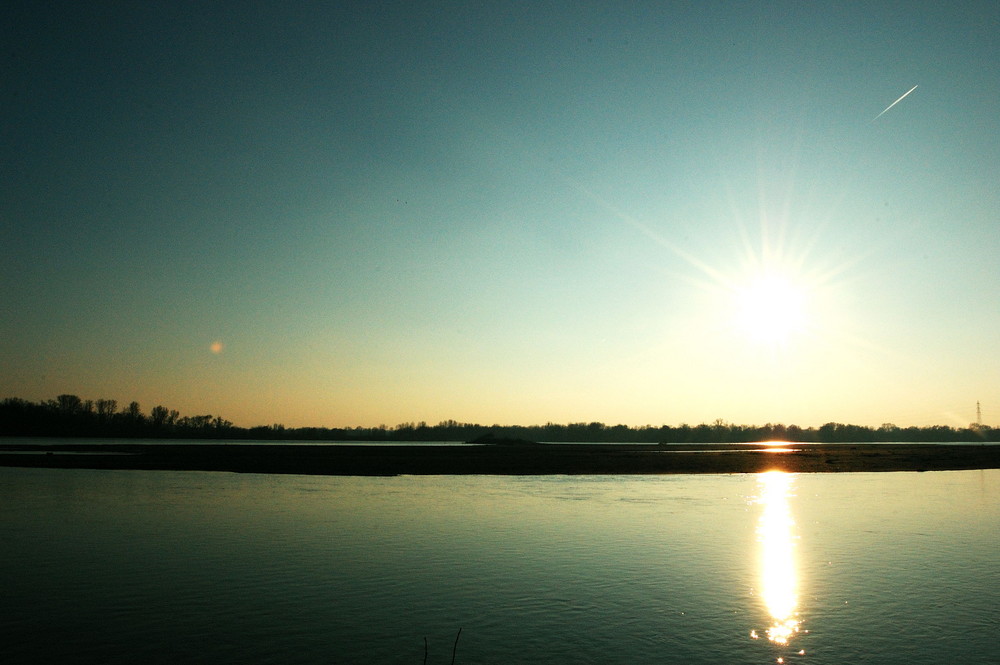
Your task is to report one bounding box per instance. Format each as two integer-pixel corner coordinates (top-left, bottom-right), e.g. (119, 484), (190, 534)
(3, 2), (999, 429)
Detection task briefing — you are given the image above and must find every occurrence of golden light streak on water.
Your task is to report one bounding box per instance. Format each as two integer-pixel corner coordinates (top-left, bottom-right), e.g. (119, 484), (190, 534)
(755, 470), (801, 648)
(759, 440), (798, 453)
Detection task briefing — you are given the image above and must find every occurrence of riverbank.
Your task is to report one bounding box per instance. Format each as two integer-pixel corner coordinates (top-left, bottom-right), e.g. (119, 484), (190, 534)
(2, 441), (999, 475)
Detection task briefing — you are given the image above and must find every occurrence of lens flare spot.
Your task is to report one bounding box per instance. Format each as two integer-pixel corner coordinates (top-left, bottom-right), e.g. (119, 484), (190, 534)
(209, 340), (224, 354)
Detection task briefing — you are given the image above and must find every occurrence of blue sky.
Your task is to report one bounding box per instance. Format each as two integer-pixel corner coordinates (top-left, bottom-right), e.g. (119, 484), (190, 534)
(3, 2), (999, 428)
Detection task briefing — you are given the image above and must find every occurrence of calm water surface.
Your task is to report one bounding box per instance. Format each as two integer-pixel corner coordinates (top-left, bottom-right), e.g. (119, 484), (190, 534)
(2, 467), (998, 664)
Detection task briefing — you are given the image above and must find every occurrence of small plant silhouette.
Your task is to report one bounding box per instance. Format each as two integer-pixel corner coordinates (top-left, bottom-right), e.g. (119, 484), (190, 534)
(422, 628), (461, 665)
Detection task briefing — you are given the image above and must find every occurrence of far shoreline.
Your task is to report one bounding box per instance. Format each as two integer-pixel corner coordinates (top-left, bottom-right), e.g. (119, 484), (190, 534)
(1, 441), (999, 476)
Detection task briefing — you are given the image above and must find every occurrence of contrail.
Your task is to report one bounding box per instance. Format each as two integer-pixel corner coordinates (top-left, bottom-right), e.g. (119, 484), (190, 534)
(872, 85), (918, 121)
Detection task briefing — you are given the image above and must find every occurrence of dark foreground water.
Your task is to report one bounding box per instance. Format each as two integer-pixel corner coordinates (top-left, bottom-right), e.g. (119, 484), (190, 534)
(2, 467), (998, 664)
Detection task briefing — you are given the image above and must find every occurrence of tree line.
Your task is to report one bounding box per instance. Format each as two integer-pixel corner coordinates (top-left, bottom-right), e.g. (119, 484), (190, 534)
(1, 394), (997, 443)
(0, 395), (235, 438)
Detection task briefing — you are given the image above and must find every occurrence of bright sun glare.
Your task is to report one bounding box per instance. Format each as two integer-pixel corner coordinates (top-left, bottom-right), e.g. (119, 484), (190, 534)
(756, 471), (800, 646)
(733, 272), (808, 345)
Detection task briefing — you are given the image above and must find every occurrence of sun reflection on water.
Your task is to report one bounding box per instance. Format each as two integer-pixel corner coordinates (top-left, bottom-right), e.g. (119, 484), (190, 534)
(754, 471), (801, 651)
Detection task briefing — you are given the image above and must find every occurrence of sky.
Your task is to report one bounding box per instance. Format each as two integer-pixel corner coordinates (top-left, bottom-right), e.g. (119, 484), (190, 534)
(3, 1), (999, 429)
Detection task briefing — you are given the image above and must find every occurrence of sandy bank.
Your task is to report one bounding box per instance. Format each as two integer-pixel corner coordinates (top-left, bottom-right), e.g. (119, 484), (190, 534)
(2, 442), (999, 475)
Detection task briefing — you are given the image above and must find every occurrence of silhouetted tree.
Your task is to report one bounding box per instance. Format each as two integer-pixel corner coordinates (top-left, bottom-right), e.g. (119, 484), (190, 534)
(55, 394), (83, 415)
(150, 405), (170, 428)
(124, 401), (144, 422)
(96, 399), (118, 422)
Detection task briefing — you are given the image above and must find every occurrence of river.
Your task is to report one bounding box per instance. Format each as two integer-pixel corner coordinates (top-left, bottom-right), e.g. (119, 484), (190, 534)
(2, 466), (997, 664)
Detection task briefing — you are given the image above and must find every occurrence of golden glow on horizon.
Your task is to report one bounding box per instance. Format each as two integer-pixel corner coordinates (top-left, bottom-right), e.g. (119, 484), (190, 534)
(754, 471), (801, 647)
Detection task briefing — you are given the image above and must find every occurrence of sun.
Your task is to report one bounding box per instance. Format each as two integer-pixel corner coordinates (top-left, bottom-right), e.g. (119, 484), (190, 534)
(732, 271), (808, 345)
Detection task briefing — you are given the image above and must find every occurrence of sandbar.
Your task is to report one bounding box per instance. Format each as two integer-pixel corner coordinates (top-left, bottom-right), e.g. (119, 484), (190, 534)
(1, 441), (999, 475)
